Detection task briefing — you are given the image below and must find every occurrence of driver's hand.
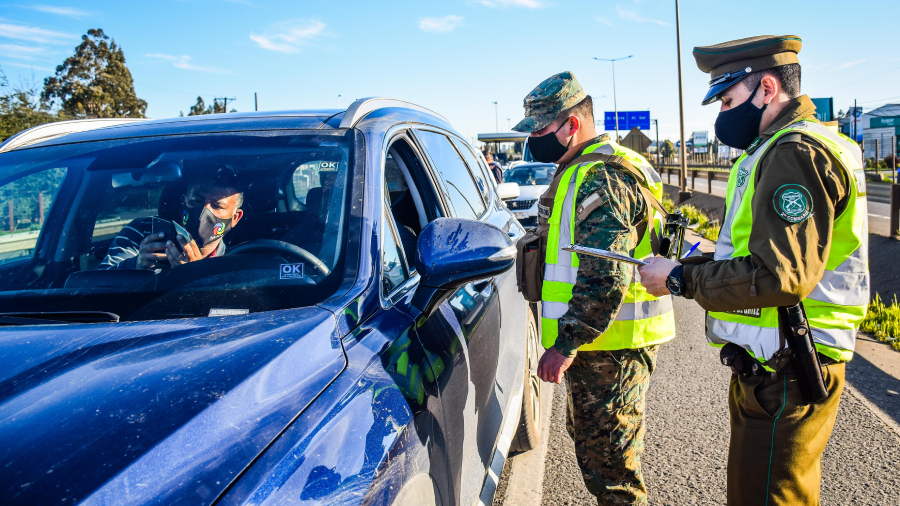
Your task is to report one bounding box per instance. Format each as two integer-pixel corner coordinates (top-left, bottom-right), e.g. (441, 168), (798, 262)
(136, 232), (169, 270)
(165, 234), (202, 267)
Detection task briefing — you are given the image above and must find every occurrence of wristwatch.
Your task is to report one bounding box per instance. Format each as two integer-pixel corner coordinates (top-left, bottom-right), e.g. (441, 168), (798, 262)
(666, 265), (684, 296)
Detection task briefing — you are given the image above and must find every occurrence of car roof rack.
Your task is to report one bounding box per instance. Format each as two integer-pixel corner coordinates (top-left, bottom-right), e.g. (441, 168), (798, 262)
(340, 97), (448, 129)
(0, 118), (147, 153)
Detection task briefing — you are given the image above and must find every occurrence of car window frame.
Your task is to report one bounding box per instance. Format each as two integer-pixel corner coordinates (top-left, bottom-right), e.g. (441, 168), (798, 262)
(378, 127), (435, 307)
(451, 137), (494, 206)
(412, 126), (489, 221)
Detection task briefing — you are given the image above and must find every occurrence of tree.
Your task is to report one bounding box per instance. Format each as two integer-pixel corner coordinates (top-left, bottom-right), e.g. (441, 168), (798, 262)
(661, 139), (675, 159)
(0, 67), (60, 142)
(41, 29), (147, 119)
(186, 96), (227, 116)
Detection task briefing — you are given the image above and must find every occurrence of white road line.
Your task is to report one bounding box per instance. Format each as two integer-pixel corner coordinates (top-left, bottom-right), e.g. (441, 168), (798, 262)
(869, 214), (890, 220)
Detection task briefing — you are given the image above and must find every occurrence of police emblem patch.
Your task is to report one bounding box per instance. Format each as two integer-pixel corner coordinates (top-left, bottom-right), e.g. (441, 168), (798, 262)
(773, 184), (813, 223)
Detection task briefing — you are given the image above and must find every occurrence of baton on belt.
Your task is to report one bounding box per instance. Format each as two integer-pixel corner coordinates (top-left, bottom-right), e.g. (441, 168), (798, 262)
(777, 303), (829, 405)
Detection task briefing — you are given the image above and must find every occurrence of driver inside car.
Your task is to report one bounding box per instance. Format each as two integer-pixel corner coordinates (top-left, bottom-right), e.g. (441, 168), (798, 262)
(98, 166), (245, 271)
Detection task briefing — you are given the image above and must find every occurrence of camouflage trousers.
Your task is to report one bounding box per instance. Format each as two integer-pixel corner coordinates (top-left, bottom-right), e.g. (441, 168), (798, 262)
(565, 345), (660, 506)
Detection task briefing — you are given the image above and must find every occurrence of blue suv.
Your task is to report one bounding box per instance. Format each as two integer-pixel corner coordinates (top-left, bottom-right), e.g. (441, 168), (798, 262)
(0, 99), (542, 506)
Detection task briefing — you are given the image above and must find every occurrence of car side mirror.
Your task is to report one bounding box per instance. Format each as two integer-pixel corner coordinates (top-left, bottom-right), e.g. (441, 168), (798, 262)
(411, 218), (516, 316)
(496, 182), (520, 201)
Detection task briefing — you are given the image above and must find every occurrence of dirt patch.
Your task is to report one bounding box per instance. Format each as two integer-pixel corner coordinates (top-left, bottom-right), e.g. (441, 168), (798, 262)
(663, 185), (726, 224)
(869, 233), (900, 303)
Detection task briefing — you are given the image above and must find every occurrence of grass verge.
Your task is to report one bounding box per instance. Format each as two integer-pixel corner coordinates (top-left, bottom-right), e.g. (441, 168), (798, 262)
(860, 294), (900, 351)
(661, 196), (720, 242)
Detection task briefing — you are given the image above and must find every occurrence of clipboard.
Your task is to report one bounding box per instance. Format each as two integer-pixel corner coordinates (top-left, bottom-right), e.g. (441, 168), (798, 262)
(561, 245), (648, 266)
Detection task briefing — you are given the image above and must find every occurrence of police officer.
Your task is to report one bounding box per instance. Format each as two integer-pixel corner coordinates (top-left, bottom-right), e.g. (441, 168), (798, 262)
(639, 36), (867, 505)
(512, 71), (676, 505)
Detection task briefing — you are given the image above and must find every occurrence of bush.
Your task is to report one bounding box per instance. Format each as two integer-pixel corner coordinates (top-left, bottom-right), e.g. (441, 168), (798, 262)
(677, 204), (709, 228)
(661, 195), (675, 213)
(698, 221), (720, 242)
(860, 293), (900, 351)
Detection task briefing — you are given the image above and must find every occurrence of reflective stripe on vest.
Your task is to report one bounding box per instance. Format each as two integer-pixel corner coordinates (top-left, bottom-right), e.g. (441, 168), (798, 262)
(707, 120), (868, 364)
(541, 140), (676, 351)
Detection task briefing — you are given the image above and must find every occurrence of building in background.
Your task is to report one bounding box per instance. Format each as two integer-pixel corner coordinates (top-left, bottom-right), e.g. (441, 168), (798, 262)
(862, 104), (900, 161)
(811, 97), (834, 122)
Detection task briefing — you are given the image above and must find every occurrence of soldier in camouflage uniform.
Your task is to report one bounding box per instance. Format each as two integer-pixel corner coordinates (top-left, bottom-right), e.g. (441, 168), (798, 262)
(513, 72), (675, 505)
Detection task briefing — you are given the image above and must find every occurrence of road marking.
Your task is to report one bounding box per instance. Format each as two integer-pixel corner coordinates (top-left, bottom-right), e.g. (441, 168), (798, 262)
(869, 214), (890, 220)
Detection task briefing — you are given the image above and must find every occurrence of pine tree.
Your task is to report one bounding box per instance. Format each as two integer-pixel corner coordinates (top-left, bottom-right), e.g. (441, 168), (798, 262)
(188, 96), (210, 116)
(41, 29), (147, 119)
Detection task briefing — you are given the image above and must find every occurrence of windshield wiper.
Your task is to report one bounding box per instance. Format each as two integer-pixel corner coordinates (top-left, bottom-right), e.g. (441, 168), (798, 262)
(0, 311), (120, 326)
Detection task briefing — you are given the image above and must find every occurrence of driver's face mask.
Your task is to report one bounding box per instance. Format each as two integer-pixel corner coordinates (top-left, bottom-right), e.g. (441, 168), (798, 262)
(179, 199), (234, 247)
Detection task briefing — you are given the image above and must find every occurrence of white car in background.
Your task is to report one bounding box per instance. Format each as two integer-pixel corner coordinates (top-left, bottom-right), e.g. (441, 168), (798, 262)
(501, 162), (557, 228)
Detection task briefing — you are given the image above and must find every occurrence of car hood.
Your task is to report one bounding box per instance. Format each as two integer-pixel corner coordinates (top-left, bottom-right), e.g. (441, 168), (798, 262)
(513, 184), (549, 200)
(0, 307), (346, 506)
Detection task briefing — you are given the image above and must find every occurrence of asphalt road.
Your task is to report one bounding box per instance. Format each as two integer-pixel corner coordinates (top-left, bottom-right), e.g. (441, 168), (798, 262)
(510, 296), (900, 506)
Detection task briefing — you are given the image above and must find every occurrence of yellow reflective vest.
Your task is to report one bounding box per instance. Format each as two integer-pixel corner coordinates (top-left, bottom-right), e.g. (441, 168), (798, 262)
(541, 139), (677, 350)
(706, 120), (869, 364)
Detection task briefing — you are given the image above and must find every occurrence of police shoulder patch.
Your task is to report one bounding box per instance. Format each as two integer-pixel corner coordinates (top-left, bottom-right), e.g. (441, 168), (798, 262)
(773, 184), (813, 223)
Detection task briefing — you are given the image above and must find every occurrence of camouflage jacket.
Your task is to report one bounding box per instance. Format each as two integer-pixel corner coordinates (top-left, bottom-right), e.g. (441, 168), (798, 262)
(554, 142), (647, 357)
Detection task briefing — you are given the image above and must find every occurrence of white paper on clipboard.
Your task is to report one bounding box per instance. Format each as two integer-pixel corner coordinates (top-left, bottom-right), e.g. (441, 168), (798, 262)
(562, 245), (648, 266)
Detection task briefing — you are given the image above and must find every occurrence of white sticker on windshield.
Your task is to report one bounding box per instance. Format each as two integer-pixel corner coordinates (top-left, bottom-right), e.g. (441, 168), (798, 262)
(280, 263), (305, 279)
(209, 308), (249, 317)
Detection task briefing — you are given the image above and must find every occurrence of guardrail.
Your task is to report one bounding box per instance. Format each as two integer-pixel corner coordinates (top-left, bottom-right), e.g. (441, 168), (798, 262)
(650, 165), (731, 194)
(0, 219), (131, 256)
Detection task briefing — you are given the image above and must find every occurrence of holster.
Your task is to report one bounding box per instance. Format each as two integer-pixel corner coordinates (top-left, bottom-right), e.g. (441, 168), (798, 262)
(515, 231), (544, 302)
(777, 303), (829, 405)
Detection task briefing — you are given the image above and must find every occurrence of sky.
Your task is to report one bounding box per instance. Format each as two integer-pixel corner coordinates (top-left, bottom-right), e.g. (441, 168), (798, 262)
(2, 0), (899, 145)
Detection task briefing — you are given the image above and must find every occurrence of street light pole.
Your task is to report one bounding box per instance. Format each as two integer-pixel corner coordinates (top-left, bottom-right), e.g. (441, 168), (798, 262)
(674, 0), (690, 201)
(493, 102), (499, 133)
(594, 56), (632, 141)
(652, 119), (660, 166)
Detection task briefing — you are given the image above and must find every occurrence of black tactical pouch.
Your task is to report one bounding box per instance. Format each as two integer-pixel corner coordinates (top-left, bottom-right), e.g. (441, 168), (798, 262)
(516, 231), (544, 302)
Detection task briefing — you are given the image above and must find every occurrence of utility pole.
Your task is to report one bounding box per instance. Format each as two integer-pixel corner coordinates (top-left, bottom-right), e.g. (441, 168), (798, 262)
(594, 56), (632, 140)
(214, 97), (236, 113)
(674, 0), (690, 202)
(493, 102), (499, 133)
(254, 92), (258, 111)
(652, 119), (660, 166)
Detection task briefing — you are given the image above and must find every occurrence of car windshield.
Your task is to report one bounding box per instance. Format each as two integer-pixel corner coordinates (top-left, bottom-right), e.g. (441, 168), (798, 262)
(0, 130), (356, 322)
(503, 165), (556, 185)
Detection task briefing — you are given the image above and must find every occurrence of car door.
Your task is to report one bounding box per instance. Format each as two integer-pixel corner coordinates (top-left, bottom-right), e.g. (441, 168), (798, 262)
(412, 129), (504, 506)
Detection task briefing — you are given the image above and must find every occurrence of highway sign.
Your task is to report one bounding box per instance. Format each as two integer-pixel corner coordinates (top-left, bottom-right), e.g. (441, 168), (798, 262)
(604, 111), (651, 131)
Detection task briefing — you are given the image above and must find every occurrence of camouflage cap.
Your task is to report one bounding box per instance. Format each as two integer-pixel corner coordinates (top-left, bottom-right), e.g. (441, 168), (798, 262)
(512, 71), (587, 133)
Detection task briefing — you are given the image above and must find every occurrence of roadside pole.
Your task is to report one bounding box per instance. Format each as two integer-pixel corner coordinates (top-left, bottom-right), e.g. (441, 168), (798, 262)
(891, 184), (900, 238)
(675, 0), (690, 202)
(653, 119), (660, 167)
(875, 138), (880, 176)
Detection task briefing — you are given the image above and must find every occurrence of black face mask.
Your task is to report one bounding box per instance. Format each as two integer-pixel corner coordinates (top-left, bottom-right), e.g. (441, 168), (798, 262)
(179, 202), (234, 247)
(714, 80), (768, 150)
(528, 120), (572, 163)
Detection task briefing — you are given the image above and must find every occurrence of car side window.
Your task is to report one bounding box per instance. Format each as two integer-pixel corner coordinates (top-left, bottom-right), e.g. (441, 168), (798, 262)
(381, 200), (409, 296)
(0, 167), (68, 265)
(416, 130), (486, 220)
(451, 138), (492, 201)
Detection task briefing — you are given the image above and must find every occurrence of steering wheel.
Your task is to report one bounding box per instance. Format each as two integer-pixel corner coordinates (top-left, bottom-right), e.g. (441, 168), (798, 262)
(227, 239), (331, 277)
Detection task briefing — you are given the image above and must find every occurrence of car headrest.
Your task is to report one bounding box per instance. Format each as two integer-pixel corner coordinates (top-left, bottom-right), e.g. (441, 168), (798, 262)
(158, 183), (186, 222)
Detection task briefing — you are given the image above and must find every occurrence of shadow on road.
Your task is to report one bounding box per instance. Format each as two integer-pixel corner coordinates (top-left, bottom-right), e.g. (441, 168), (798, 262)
(845, 345), (900, 427)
